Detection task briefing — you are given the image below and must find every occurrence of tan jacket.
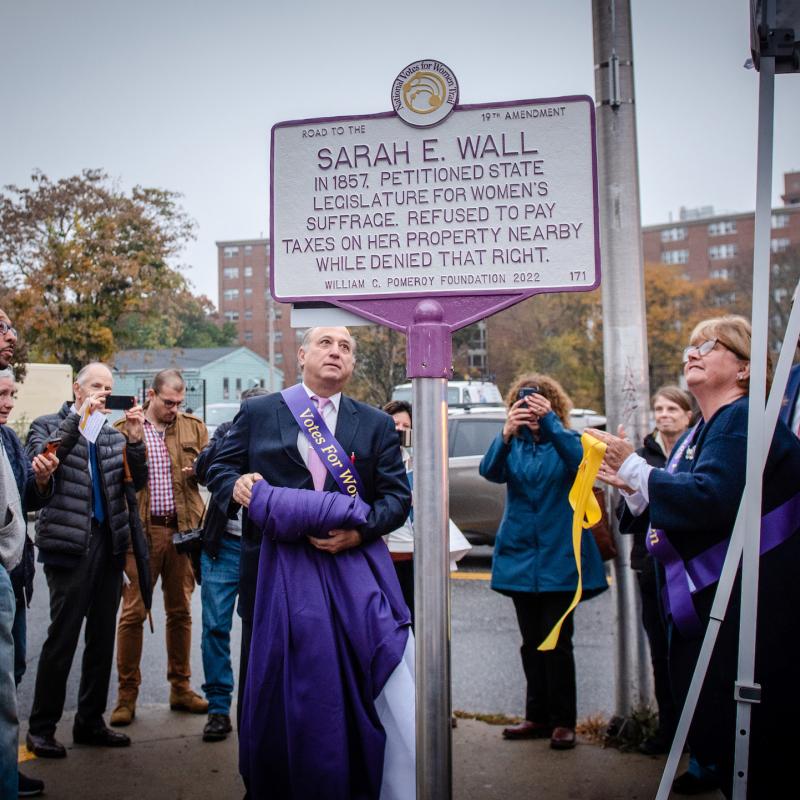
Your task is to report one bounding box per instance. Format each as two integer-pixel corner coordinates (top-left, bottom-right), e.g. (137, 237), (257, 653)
(115, 410), (208, 534)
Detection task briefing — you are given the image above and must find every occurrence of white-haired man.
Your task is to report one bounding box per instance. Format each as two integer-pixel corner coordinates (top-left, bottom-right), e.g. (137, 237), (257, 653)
(25, 363), (147, 758)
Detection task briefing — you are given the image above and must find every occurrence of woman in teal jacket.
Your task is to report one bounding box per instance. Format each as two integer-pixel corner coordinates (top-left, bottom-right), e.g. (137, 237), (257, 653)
(480, 373), (607, 750)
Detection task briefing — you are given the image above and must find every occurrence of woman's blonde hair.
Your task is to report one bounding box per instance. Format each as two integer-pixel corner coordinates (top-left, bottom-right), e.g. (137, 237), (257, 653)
(505, 373), (573, 427)
(689, 314), (772, 393)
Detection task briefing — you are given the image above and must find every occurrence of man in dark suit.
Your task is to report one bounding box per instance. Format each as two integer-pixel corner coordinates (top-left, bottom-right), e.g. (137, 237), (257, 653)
(780, 362), (800, 437)
(204, 326), (412, 794)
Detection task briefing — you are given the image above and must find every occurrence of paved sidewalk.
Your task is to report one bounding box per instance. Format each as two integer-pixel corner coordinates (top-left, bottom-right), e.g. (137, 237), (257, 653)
(18, 707), (722, 799)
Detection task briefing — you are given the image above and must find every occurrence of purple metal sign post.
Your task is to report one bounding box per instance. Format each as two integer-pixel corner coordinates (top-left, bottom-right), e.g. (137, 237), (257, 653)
(271, 87), (600, 800)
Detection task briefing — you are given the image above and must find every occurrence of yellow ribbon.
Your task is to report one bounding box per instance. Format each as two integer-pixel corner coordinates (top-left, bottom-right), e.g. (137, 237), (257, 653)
(538, 432), (607, 651)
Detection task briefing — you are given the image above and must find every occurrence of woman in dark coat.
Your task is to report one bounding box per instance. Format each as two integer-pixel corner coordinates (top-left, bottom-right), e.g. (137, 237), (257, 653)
(617, 385), (693, 757)
(594, 315), (800, 799)
(480, 373), (607, 750)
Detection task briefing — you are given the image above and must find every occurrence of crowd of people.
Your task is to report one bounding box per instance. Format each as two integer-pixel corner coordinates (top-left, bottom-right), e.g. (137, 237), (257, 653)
(0, 307), (799, 800)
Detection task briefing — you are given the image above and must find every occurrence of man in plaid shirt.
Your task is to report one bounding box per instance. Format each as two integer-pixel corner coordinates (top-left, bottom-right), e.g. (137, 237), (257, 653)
(111, 369), (208, 726)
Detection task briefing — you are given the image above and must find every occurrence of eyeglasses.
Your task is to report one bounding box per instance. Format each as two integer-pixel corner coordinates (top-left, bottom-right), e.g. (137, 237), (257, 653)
(156, 394), (184, 409)
(0, 322), (18, 337)
(682, 339), (719, 363)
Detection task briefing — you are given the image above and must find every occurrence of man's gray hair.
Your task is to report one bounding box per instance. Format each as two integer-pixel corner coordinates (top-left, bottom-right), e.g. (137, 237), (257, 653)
(300, 327), (357, 356)
(0, 368), (14, 382)
(74, 362), (112, 385)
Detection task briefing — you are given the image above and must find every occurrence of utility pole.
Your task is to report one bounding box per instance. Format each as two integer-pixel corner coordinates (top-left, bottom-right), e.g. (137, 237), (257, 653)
(591, 0), (652, 717)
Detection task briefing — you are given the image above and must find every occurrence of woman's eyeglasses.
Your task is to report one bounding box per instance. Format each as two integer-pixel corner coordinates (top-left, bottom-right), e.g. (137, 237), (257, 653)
(682, 338), (747, 364)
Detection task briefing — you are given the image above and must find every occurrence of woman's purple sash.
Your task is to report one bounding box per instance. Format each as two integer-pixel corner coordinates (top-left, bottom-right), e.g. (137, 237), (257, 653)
(281, 383), (365, 498)
(646, 426), (704, 636)
(647, 425), (800, 637)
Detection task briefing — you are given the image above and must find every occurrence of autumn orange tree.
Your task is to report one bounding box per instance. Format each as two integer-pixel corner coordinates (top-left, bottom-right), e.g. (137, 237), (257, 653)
(0, 169), (231, 371)
(487, 289), (604, 408)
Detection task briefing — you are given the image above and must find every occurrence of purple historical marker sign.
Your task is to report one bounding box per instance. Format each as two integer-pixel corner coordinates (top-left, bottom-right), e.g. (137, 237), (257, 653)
(270, 65), (600, 340)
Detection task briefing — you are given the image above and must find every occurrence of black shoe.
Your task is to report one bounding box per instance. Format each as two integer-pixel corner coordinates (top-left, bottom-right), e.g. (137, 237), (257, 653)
(203, 713), (233, 742)
(73, 723), (131, 748)
(18, 771), (45, 797)
(26, 732), (66, 759)
(672, 769), (720, 795)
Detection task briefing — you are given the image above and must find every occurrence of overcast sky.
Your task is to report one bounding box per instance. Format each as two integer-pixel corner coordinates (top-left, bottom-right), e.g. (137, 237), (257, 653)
(2, 0), (797, 303)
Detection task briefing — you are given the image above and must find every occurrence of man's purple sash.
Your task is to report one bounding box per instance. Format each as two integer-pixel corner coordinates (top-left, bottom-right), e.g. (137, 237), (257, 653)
(647, 426), (800, 637)
(281, 383), (366, 499)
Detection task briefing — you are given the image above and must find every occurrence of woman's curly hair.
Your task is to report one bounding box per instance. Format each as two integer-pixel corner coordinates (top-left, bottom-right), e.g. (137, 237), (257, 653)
(505, 373), (573, 427)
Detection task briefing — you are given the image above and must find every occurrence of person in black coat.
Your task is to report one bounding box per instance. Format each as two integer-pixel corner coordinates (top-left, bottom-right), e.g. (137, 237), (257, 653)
(193, 386), (269, 743)
(617, 386), (692, 757)
(24, 363), (147, 759)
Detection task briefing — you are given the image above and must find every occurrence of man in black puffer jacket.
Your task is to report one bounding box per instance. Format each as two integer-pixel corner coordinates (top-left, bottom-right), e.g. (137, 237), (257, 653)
(24, 362), (148, 759)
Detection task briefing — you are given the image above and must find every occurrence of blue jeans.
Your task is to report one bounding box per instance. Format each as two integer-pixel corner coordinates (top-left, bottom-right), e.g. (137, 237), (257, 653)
(0, 565), (19, 800)
(201, 536), (241, 715)
(12, 599), (26, 687)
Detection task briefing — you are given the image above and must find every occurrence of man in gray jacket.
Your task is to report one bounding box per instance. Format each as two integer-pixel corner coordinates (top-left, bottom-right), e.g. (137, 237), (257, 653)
(24, 362), (148, 758)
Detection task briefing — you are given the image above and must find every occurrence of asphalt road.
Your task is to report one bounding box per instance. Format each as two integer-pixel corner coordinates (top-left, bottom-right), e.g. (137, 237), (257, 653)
(18, 532), (617, 724)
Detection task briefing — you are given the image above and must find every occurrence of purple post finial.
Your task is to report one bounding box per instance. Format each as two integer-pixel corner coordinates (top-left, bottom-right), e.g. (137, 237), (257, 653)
(406, 300), (453, 379)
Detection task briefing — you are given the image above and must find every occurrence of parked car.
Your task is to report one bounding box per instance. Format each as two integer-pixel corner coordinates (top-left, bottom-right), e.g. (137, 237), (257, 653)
(393, 380), (504, 407)
(447, 410), (507, 545)
(205, 402), (242, 437)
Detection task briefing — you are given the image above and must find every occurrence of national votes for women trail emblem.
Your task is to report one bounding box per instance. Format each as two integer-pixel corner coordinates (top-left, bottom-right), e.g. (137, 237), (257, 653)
(391, 59), (459, 128)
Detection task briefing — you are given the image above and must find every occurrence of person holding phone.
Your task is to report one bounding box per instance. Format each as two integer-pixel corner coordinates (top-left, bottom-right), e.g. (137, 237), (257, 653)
(24, 362), (147, 760)
(479, 373), (607, 750)
(111, 368), (208, 727)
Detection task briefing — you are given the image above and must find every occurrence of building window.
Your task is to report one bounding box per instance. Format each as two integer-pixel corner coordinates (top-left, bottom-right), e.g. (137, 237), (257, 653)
(265, 243), (271, 255)
(223, 289), (239, 301)
(708, 244), (738, 260)
(660, 227), (687, 242)
(244, 310), (253, 320)
(223, 246), (239, 258)
(243, 331), (254, 341)
(710, 268), (730, 280)
(244, 245), (253, 255)
(224, 311), (239, 322)
(771, 214), (789, 229)
(275, 353), (284, 364)
(223, 267), (239, 279)
(223, 377), (230, 400)
(244, 287), (253, 296)
(661, 249), (689, 265)
(244, 266), (253, 278)
(274, 306), (282, 319)
(236, 378), (242, 399)
(273, 331), (283, 342)
(771, 238), (790, 253)
(708, 221), (737, 236)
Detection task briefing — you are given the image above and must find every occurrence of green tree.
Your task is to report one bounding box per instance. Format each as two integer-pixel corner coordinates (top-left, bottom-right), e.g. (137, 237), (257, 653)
(348, 325), (408, 407)
(0, 169), (201, 370)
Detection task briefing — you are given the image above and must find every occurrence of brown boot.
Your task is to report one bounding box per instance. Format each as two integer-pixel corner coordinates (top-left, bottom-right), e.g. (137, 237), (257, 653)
(110, 699), (136, 727)
(169, 688), (209, 714)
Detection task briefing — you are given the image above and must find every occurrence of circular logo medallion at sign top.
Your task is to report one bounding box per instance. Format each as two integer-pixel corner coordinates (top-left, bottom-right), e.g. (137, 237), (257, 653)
(391, 59), (459, 128)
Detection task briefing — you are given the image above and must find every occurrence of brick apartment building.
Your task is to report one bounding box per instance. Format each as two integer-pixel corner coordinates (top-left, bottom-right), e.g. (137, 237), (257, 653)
(216, 238), (302, 384)
(642, 171), (800, 281)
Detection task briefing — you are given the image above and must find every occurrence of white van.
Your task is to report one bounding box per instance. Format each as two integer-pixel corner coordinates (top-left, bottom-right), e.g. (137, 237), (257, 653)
(392, 381), (504, 407)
